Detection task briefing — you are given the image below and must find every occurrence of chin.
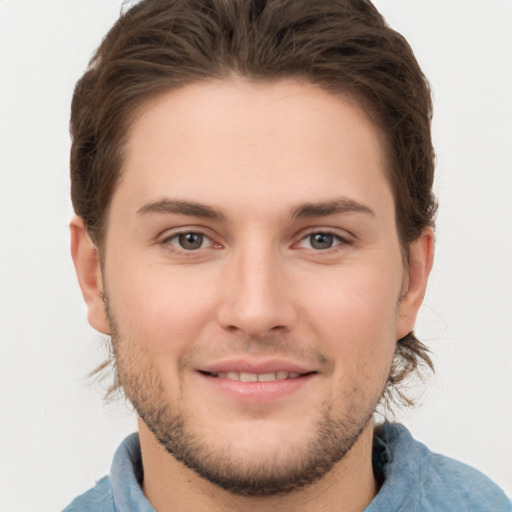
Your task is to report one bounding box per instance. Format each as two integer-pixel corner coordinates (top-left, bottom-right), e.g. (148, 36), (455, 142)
(137, 395), (375, 496)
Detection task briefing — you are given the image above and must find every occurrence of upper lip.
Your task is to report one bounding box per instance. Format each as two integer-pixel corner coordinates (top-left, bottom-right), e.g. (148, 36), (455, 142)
(198, 358), (316, 375)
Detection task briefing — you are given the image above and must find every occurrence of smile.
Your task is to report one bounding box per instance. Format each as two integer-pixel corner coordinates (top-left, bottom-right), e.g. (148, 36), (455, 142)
(207, 371), (303, 382)
(198, 370), (316, 404)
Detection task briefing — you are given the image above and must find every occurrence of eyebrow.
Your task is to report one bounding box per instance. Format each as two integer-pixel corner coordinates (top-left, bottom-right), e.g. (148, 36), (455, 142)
(137, 199), (226, 221)
(291, 198), (375, 219)
(137, 197), (374, 222)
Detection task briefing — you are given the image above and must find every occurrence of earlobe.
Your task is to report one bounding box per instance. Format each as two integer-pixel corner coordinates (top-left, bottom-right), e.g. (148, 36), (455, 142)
(396, 228), (435, 339)
(70, 216), (110, 334)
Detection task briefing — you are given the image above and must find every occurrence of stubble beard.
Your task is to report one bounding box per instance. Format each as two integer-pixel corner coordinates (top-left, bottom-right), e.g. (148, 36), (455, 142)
(106, 303), (383, 497)
(134, 393), (375, 497)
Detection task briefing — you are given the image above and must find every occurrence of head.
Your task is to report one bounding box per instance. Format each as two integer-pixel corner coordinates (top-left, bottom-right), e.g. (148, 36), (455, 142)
(70, 0), (436, 497)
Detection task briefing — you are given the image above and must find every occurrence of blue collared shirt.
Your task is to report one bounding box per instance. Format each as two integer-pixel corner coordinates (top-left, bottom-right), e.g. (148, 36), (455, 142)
(63, 423), (511, 511)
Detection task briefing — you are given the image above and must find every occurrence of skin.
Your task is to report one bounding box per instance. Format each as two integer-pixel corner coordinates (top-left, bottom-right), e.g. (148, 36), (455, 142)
(71, 79), (434, 512)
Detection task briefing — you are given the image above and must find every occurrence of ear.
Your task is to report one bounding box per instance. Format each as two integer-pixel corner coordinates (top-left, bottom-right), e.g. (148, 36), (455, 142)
(396, 227), (435, 339)
(70, 216), (110, 334)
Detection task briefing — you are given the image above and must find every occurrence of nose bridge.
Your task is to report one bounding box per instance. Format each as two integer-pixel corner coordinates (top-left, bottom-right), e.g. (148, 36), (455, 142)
(217, 236), (296, 336)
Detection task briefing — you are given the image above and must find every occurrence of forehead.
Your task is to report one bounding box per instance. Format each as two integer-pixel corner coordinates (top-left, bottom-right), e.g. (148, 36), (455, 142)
(117, 79), (392, 219)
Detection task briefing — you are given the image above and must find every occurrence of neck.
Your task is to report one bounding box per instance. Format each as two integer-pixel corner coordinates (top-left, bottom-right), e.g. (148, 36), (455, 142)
(138, 418), (378, 512)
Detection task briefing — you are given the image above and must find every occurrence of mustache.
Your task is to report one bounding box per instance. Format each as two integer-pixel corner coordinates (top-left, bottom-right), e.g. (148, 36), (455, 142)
(178, 335), (334, 374)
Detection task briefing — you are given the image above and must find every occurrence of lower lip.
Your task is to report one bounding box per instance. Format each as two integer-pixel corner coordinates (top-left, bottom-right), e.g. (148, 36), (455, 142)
(197, 373), (316, 403)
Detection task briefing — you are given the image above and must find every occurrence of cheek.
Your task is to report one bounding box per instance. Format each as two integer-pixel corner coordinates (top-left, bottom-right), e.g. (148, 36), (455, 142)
(105, 261), (218, 353)
(300, 263), (401, 370)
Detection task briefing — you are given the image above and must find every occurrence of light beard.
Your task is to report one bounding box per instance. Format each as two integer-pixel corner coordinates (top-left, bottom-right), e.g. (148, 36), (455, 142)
(105, 302), (383, 497)
(135, 395), (375, 496)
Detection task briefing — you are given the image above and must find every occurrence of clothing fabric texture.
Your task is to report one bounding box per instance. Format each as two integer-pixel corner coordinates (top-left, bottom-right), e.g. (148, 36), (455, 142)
(63, 423), (511, 512)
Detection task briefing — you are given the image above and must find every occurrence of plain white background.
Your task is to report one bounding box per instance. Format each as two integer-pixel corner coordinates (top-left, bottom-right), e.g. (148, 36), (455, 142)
(0, 1), (511, 510)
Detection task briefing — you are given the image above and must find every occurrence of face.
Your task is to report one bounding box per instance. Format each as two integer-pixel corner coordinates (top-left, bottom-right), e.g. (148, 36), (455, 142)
(73, 79), (431, 496)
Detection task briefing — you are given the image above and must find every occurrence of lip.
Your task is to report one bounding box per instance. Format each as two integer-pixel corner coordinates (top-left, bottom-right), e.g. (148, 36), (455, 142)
(198, 358), (315, 375)
(196, 358), (317, 404)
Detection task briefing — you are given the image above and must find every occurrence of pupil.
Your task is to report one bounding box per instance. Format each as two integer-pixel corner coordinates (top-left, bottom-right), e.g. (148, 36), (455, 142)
(311, 233), (333, 250)
(179, 233), (203, 250)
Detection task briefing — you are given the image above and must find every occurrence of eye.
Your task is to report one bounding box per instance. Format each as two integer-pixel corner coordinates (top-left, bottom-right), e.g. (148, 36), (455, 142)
(309, 233), (335, 250)
(297, 231), (348, 251)
(165, 232), (212, 251)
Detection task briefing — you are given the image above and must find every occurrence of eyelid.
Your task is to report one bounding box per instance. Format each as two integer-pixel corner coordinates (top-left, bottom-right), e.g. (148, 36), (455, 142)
(155, 225), (353, 251)
(294, 228), (354, 249)
(158, 226), (221, 251)
(299, 226), (353, 240)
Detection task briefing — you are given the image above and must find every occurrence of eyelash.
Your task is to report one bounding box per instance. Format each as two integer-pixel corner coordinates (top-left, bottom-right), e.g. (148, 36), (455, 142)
(159, 228), (352, 254)
(295, 229), (352, 251)
(160, 230), (216, 252)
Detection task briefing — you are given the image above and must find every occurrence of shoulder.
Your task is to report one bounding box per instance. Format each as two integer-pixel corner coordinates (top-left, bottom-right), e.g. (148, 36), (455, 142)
(372, 423), (511, 512)
(420, 451), (512, 512)
(62, 476), (115, 512)
(61, 433), (153, 512)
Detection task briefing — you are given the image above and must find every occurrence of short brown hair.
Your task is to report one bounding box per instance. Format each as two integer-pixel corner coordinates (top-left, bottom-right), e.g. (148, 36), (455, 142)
(71, 0), (436, 406)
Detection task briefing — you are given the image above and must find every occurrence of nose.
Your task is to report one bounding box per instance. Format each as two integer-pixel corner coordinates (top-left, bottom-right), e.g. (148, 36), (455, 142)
(216, 244), (298, 338)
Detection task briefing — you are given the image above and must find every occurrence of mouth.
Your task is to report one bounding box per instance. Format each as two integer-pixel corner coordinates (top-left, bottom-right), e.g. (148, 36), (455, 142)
(196, 362), (318, 403)
(198, 370), (315, 382)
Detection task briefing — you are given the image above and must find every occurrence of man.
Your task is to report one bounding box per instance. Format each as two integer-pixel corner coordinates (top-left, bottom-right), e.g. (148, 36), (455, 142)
(64, 0), (511, 510)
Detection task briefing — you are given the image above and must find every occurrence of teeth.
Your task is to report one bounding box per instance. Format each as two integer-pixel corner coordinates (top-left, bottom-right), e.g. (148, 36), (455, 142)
(258, 373), (277, 382)
(240, 372), (258, 382)
(214, 371), (302, 381)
